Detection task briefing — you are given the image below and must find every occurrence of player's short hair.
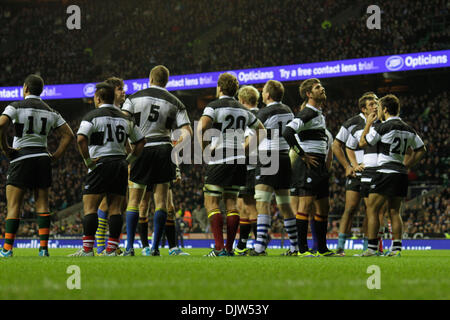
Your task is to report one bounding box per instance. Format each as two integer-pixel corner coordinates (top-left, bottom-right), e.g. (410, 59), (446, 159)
(362, 91), (378, 99)
(218, 73), (239, 97)
(238, 85), (260, 106)
(264, 80), (284, 102)
(24, 74), (44, 96)
(105, 77), (124, 89)
(150, 65), (170, 87)
(299, 78), (320, 100)
(358, 94), (376, 110)
(380, 94), (400, 116)
(95, 82), (115, 104)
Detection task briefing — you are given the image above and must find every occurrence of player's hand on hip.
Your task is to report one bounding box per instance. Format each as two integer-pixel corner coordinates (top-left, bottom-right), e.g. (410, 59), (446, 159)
(301, 154), (319, 169)
(345, 166), (356, 177)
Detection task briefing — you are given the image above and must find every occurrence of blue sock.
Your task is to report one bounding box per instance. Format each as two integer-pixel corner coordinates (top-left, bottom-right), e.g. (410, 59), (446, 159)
(363, 237), (369, 251)
(95, 209), (108, 254)
(151, 208), (168, 251)
(126, 207), (139, 250)
(337, 233), (347, 250)
(310, 219), (318, 251)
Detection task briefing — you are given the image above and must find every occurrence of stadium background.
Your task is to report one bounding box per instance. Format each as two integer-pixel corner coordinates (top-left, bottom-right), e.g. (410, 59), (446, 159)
(0, 0), (448, 248)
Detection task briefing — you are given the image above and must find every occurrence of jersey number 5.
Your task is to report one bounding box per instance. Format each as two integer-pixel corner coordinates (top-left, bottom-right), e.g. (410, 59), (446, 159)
(134, 104), (160, 126)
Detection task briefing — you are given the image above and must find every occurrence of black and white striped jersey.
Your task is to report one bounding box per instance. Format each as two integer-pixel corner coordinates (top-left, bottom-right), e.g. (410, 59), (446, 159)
(346, 120), (381, 171)
(256, 102), (293, 152)
(365, 116), (424, 174)
(77, 104), (144, 159)
(2, 95), (66, 163)
(202, 96), (258, 165)
(335, 113), (366, 144)
(285, 104), (328, 155)
(122, 85), (190, 147)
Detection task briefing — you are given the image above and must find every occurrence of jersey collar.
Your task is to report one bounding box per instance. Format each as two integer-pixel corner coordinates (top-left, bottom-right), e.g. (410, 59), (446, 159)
(385, 116), (401, 122)
(219, 95), (233, 100)
(150, 85), (168, 91)
(99, 104), (114, 109)
(266, 101), (280, 107)
(25, 95), (41, 100)
(359, 113), (366, 121)
(306, 103), (321, 113)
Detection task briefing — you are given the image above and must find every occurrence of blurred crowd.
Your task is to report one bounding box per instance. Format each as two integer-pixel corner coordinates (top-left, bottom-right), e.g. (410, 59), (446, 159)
(1, 0), (448, 86)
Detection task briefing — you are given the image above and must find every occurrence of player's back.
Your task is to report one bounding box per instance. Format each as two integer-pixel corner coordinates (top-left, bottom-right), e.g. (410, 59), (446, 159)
(79, 105), (141, 159)
(4, 96), (65, 150)
(204, 96), (257, 151)
(376, 117), (424, 173)
(122, 86), (189, 145)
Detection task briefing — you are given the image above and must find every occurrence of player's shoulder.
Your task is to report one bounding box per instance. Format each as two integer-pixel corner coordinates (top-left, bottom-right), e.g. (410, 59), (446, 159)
(82, 106), (126, 122)
(9, 97), (56, 113)
(206, 97), (242, 110)
(378, 118), (415, 135)
(296, 105), (319, 122)
(129, 87), (185, 109)
(343, 114), (365, 128)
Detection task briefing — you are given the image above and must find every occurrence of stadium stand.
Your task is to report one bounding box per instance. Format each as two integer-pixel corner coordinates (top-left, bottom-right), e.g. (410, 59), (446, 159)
(0, 0), (448, 240)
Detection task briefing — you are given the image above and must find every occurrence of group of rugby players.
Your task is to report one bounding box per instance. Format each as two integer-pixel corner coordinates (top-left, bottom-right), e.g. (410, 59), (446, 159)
(0, 66), (425, 258)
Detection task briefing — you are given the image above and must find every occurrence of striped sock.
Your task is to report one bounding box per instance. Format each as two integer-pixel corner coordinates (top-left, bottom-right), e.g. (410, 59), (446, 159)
(337, 233), (347, 250)
(95, 209), (108, 254)
(368, 238), (378, 251)
(284, 218), (299, 252)
(106, 214), (123, 253)
(237, 219), (251, 250)
(3, 218), (20, 252)
(391, 239), (402, 252)
(37, 213), (51, 251)
(378, 227), (384, 253)
(139, 217), (149, 248)
(126, 207), (139, 250)
(314, 214), (329, 254)
(208, 209), (224, 251)
(151, 208), (167, 251)
(254, 214), (270, 253)
(165, 218), (176, 249)
(82, 213), (98, 253)
(225, 210), (240, 252)
(296, 213), (309, 253)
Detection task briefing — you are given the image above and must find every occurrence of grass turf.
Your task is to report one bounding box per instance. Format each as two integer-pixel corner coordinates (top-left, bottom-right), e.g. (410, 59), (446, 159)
(0, 248), (448, 300)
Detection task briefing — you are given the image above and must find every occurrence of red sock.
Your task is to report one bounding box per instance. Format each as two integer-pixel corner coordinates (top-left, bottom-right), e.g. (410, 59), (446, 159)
(208, 209), (224, 251)
(82, 236), (95, 252)
(226, 211), (240, 252)
(106, 237), (120, 253)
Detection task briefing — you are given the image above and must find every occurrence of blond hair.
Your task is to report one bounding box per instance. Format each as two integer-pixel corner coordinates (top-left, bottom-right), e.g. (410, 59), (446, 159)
(238, 85), (260, 106)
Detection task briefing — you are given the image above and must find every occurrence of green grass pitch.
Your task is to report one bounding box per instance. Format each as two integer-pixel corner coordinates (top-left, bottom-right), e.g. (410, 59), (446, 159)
(0, 248), (449, 300)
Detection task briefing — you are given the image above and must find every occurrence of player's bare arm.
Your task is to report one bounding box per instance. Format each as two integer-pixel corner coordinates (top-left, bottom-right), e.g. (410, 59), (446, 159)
(404, 146), (427, 169)
(77, 134), (97, 170)
(0, 114), (16, 157)
(50, 123), (75, 161)
(332, 139), (354, 177)
(196, 115), (213, 151)
(359, 112), (377, 148)
(346, 147), (364, 172)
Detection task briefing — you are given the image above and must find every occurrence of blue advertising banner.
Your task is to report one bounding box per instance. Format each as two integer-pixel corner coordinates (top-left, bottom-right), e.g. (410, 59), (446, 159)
(1, 50), (448, 101)
(4, 239), (449, 250)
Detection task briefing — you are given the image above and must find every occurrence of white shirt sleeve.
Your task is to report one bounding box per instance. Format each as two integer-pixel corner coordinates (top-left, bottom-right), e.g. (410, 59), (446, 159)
(128, 122), (145, 144)
(176, 109), (191, 128)
(286, 117), (304, 133)
(346, 132), (358, 150)
(335, 126), (349, 143)
(122, 98), (134, 114)
(365, 126), (380, 146)
(77, 120), (94, 138)
(2, 105), (17, 121)
(410, 133), (425, 150)
(53, 112), (67, 129)
(202, 106), (215, 120)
